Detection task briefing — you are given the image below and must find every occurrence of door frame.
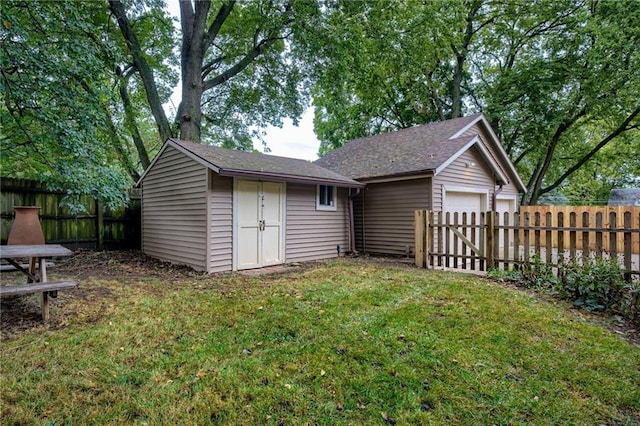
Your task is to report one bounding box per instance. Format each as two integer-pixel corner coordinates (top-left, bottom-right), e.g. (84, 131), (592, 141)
(232, 178), (286, 271)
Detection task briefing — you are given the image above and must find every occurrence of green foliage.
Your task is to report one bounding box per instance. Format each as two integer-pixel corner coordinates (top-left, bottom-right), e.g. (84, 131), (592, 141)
(559, 256), (638, 321)
(489, 255), (639, 323)
(479, 0), (640, 204)
(3, 0), (638, 206)
(489, 255), (556, 290)
(311, 0), (640, 197)
(0, 1), (175, 208)
(194, 0), (317, 148)
(312, 0), (468, 155)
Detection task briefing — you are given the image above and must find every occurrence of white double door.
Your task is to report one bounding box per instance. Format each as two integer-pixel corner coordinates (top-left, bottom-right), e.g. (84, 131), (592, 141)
(236, 180), (284, 270)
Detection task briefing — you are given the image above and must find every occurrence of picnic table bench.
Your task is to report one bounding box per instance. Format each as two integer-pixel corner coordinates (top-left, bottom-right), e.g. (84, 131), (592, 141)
(0, 244), (76, 321)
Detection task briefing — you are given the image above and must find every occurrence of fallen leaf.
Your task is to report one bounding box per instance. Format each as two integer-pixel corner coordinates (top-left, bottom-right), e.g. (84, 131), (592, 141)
(196, 370), (207, 378)
(381, 412), (397, 424)
(284, 383), (292, 389)
(320, 369), (326, 376)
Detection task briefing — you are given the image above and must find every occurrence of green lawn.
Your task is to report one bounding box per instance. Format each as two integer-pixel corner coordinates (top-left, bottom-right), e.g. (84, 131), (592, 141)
(1, 259), (639, 425)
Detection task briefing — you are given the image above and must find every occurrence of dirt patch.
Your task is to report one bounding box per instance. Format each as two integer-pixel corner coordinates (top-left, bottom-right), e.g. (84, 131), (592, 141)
(1, 251), (638, 346)
(0, 250), (205, 338)
(0, 250), (327, 339)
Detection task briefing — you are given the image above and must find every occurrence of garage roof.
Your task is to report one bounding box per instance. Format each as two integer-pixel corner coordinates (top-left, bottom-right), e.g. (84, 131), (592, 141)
(315, 114), (526, 192)
(138, 139), (364, 188)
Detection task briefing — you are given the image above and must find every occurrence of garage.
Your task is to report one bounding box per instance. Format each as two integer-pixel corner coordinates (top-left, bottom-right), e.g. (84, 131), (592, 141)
(444, 190), (487, 215)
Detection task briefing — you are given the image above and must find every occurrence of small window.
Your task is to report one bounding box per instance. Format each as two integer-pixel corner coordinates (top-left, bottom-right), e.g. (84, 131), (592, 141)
(317, 185), (336, 211)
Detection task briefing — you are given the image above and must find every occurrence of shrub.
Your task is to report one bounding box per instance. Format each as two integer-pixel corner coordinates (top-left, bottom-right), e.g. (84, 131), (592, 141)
(559, 256), (625, 312)
(489, 255), (639, 323)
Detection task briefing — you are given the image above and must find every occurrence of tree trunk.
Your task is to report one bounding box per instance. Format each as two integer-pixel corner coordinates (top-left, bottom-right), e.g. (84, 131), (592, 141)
(119, 74), (151, 169)
(177, 0), (210, 143)
(108, 0), (172, 143)
(178, 59), (205, 143)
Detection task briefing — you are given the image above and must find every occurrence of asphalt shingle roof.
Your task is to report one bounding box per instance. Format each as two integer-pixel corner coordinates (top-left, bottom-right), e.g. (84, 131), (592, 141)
(169, 139), (363, 187)
(315, 114), (482, 180)
(608, 188), (640, 206)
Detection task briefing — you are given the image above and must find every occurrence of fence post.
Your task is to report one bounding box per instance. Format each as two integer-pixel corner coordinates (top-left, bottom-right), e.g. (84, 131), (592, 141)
(486, 211), (495, 270)
(414, 210), (425, 268)
(425, 211), (431, 269)
(96, 198), (104, 251)
(624, 212), (632, 283)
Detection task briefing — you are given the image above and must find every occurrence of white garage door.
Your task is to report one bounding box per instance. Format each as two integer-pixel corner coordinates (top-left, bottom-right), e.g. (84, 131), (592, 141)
(444, 191), (485, 214)
(496, 198), (515, 216)
(443, 191), (485, 267)
(495, 198), (516, 250)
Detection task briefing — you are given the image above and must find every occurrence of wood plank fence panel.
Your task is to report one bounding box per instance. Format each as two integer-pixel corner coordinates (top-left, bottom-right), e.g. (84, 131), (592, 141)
(1, 178), (140, 250)
(415, 208), (640, 282)
(519, 206), (640, 254)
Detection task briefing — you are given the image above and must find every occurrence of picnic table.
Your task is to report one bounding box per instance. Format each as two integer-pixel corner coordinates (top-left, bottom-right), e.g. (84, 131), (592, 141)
(0, 244), (77, 321)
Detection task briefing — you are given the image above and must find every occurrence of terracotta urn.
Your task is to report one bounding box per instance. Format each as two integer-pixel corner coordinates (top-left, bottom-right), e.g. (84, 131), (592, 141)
(7, 206), (45, 245)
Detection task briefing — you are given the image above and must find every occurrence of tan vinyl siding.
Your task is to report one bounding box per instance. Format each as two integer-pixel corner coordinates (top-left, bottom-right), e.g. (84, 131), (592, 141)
(285, 184), (349, 262)
(433, 148), (492, 212)
(208, 173), (233, 272)
(461, 123), (520, 187)
(355, 178), (430, 255)
(432, 148), (519, 212)
(142, 146), (208, 271)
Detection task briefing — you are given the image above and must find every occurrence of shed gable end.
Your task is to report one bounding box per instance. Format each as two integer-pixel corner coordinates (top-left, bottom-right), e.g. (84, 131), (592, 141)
(141, 146), (208, 271)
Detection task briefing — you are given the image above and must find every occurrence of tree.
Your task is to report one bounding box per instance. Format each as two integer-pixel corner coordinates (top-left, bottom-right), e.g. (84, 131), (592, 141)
(477, 0), (640, 204)
(109, 0), (317, 146)
(3, 0), (638, 208)
(3, 0), (313, 206)
(311, 0), (496, 155)
(312, 0), (639, 203)
(1, 1), (136, 209)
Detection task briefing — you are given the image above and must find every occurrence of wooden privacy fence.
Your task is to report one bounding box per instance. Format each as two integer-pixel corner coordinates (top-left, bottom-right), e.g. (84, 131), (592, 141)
(414, 207), (640, 281)
(1, 178), (141, 250)
(519, 206), (640, 255)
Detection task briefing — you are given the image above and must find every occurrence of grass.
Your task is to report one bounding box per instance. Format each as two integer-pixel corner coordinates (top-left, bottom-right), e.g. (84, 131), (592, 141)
(1, 258), (639, 425)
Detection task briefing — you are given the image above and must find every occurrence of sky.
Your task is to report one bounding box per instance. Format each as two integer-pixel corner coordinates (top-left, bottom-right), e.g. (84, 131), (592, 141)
(259, 110), (320, 161)
(164, 0), (320, 161)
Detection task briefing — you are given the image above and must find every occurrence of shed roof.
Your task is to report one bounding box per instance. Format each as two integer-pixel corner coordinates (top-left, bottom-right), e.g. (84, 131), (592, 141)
(139, 139), (364, 188)
(315, 114), (526, 191)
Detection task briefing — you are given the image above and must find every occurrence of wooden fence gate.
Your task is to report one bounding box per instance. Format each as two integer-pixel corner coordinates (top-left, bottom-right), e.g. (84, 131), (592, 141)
(414, 208), (640, 282)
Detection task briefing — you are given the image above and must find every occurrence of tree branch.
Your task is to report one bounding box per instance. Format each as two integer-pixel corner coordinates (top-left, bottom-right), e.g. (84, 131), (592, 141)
(109, 0), (172, 142)
(203, 35), (281, 91)
(527, 102), (588, 204)
(202, 55), (227, 79)
(118, 72), (151, 169)
(538, 107), (640, 197)
(203, 0), (236, 52)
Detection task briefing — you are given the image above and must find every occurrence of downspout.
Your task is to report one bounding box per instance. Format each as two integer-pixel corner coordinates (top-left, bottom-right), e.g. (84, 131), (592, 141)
(492, 182), (504, 211)
(348, 187), (361, 254)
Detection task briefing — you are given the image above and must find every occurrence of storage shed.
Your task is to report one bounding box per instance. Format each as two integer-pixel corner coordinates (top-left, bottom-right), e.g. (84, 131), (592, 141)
(137, 139), (363, 272)
(316, 114), (527, 255)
